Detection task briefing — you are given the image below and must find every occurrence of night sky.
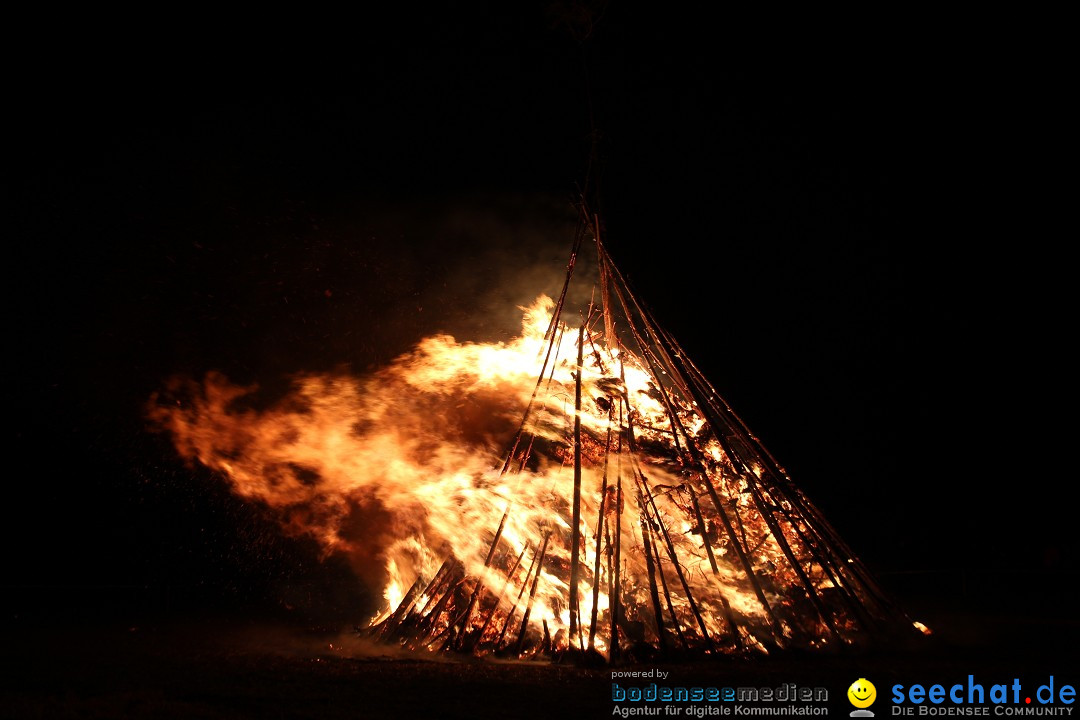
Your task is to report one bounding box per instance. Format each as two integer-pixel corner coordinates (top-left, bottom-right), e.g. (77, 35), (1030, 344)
(7, 8), (1074, 635)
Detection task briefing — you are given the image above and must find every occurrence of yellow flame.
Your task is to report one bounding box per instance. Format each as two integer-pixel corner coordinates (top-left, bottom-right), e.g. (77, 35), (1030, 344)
(149, 294), (862, 654)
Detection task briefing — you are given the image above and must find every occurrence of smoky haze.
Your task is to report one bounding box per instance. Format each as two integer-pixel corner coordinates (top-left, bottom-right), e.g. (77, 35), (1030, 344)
(225, 192), (591, 377)
(358, 192), (599, 349)
(141, 191), (601, 622)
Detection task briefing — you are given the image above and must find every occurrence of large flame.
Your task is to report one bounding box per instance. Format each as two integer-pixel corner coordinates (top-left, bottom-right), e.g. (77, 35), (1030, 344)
(149, 292), (899, 658)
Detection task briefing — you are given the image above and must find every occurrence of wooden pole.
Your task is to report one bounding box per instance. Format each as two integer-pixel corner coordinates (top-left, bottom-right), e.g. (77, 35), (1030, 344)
(378, 558), (455, 642)
(638, 507), (668, 654)
(589, 404), (614, 648)
(569, 323), (585, 647)
(634, 461), (714, 652)
(514, 532), (551, 655)
(372, 573), (425, 638)
(610, 395), (624, 664)
(654, 318), (898, 617)
(600, 259), (783, 639)
(598, 289), (742, 645)
(411, 565), (466, 647)
(451, 508), (509, 649)
(743, 479), (841, 641)
(498, 233), (580, 477)
(469, 542), (530, 652)
(494, 543), (541, 651)
(650, 527), (688, 650)
(618, 351), (715, 651)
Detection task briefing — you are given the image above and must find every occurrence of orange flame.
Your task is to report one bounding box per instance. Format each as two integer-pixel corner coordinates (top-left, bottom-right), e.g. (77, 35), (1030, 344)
(149, 293), (892, 657)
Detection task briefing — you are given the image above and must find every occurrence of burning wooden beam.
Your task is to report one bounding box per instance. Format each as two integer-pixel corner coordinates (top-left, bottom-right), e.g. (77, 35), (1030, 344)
(568, 323), (585, 648)
(587, 404), (614, 649)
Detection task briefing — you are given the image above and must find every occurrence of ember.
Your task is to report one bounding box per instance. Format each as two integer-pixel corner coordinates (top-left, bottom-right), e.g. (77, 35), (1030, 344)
(149, 221), (921, 663)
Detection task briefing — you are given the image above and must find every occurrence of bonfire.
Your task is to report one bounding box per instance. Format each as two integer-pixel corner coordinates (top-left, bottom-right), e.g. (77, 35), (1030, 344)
(149, 217), (924, 663)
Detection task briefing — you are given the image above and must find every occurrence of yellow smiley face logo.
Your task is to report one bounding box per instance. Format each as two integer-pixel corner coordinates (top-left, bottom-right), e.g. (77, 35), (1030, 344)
(848, 679), (876, 708)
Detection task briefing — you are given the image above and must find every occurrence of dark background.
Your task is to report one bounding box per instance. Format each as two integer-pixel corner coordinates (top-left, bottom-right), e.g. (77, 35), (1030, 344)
(7, 3), (1074, 664)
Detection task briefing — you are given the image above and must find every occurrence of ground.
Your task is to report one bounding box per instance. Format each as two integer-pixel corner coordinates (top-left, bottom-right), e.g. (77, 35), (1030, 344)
(5, 600), (1077, 720)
